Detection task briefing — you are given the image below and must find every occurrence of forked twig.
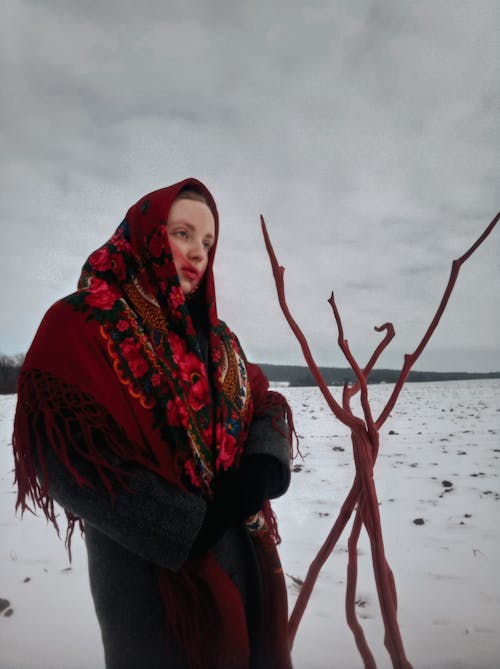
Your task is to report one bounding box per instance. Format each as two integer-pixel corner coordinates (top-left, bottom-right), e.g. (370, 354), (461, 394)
(261, 211), (499, 669)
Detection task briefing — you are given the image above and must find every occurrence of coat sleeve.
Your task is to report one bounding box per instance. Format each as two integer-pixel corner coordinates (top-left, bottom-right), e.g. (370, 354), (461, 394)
(243, 409), (292, 499)
(33, 434), (207, 571)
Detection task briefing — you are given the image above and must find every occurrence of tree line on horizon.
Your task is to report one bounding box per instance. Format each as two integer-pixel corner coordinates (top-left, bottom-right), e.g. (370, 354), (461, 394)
(259, 363), (500, 387)
(0, 353), (498, 394)
(0, 353), (25, 394)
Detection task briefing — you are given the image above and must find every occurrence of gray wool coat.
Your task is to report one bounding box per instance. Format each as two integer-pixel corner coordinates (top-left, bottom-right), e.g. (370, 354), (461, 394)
(35, 410), (292, 669)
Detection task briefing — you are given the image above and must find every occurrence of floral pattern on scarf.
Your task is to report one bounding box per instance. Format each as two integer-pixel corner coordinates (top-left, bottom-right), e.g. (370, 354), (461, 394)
(61, 179), (253, 497)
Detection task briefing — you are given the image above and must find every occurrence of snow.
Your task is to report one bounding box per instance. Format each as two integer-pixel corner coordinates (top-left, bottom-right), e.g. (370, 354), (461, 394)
(1, 380), (499, 669)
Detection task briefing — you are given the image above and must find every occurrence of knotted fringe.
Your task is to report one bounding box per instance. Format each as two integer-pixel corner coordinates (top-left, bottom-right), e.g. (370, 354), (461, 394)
(13, 369), (147, 557)
(262, 499), (281, 545)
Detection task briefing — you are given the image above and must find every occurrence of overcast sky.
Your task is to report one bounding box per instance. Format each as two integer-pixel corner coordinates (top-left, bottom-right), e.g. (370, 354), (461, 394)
(2, 0), (499, 372)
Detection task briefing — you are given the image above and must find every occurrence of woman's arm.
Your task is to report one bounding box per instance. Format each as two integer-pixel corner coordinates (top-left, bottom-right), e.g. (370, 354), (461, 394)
(242, 408), (292, 499)
(33, 435), (206, 571)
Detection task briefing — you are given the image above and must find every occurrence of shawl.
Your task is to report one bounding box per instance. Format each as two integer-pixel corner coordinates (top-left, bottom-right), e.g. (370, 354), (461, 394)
(12, 178), (292, 668)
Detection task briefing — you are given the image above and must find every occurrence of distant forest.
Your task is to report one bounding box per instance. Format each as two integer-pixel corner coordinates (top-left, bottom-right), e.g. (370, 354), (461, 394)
(0, 354), (25, 394)
(258, 363), (500, 387)
(1, 353), (498, 394)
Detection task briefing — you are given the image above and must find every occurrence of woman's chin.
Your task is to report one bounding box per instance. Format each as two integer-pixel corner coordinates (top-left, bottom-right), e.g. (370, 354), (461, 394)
(181, 279), (199, 297)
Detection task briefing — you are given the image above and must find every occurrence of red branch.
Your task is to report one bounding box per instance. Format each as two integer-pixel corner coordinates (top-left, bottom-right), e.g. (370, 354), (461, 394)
(261, 211), (499, 669)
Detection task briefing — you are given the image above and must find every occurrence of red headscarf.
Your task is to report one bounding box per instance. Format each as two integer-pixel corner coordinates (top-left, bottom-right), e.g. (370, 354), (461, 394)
(13, 179), (257, 521)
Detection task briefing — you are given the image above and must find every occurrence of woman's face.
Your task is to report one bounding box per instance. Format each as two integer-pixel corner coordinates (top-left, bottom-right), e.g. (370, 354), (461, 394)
(166, 198), (216, 295)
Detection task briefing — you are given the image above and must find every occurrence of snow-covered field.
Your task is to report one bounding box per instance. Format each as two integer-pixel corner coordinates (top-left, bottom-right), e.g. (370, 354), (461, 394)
(1, 380), (499, 669)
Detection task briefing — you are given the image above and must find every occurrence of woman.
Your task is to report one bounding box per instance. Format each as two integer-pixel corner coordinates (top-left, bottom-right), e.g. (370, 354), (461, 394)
(13, 178), (294, 669)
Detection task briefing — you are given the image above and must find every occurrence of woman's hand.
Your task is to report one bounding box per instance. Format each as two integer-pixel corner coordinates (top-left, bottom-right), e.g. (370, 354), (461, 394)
(190, 455), (285, 555)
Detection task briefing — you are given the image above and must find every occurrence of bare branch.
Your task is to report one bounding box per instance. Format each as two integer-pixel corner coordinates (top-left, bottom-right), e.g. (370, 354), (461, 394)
(262, 209), (498, 669)
(376, 212), (499, 428)
(261, 216), (363, 431)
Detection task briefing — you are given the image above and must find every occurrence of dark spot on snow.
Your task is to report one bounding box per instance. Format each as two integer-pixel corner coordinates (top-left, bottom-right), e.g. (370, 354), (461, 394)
(388, 430), (398, 435)
(23, 577), (31, 583)
(464, 514), (472, 518)
(4, 608), (14, 618)
(60, 567), (72, 573)
(292, 464), (303, 473)
(332, 446), (345, 452)
(0, 599), (10, 614)
(442, 480), (453, 488)
(355, 599), (368, 608)
(457, 451), (467, 455)
(413, 518), (425, 525)
(410, 463), (418, 468)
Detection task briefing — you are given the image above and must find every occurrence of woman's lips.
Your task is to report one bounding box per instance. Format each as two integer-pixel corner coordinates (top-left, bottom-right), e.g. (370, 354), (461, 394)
(181, 265), (200, 281)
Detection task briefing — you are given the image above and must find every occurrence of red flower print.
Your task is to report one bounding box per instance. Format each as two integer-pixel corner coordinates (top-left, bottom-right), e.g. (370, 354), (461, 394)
(216, 423), (237, 471)
(166, 396), (188, 428)
(178, 352), (203, 383)
(116, 319), (129, 332)
(168, 332), (186, 364)
(178, 353), (209, 411)
(148, 231), (165, 259)
(110, 230), (131, 252)
(169, 285), (184, 309)
(121, 337), (149, 378)
(202, 426), (212, 444)
(151, 373), (161, 387)
(189, 376), (209, 412)
(109, 253), (126, 281)
(85, 279), (119, 310)
(90, 248), (112, 272)
(89, 249), (126, 281)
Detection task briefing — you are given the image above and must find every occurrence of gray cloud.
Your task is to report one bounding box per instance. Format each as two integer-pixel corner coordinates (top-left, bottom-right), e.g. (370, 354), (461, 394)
(1, 0), (499, 371)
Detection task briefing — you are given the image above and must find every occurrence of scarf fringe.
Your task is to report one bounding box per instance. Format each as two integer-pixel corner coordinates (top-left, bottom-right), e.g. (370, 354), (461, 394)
(13, 369), (147, 555)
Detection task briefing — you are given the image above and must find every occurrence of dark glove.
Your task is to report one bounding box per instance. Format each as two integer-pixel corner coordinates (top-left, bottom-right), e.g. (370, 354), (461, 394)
(235, 454), (286, 518)
(189, 470), (240, 555)
(190, 456), (285, 556)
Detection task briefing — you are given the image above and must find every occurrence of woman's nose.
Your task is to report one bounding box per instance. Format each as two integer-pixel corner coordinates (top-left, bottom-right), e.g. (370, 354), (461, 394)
(187, 239), (205, 262)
